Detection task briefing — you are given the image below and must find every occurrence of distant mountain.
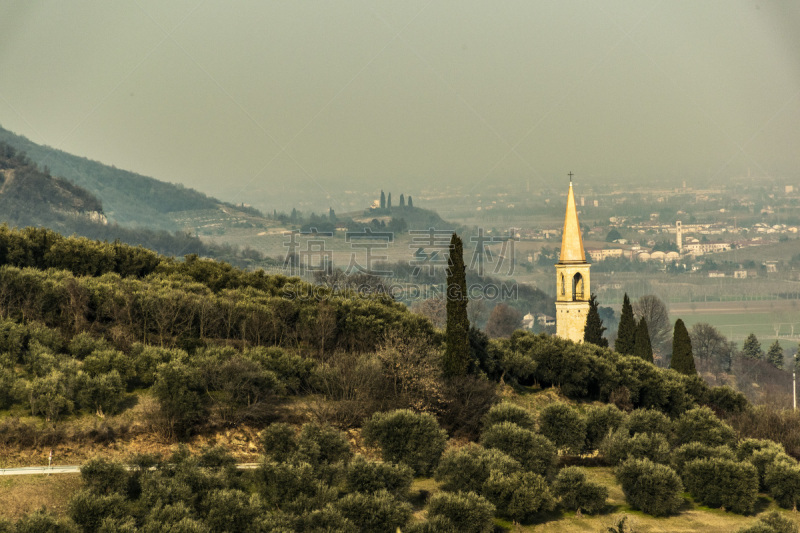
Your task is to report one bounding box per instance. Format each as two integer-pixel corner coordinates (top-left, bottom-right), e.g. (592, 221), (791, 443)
(0, 125), (251, 231)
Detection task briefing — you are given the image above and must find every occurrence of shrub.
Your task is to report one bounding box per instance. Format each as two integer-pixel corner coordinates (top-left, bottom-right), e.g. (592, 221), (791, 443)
(438, 375), (499, 439)
(615, 457), (684, 516)
(256, 461), (337, 514)
(756, 512), (799, 533)
(674, 406), (735, 446)
(335, 489), (412, 533)
(142, 503), (210, 533)
(362, 410), (447, 476)
(345, 456), (413, 498)
(152, 359), (208, 438)
(130, 344), (183, 387)
(434, 444), (521, 494)
(426, 491), (496, 533)
(83, 349), (135, 381)
(203, 489), (261, 533)
(260, 422), (298, 462)
(624, 408), (673, 437)
(482, 470), (555, 522)
(295, 506), (357, 533)
(68, 332), (109, 359)
(600, 429), (670, 466)
(98, 517), (137, 533)
(197, 445), (237, 469)
(736, 526), (783, 533)
(538, 403), (587, 454)
(706, 385), (749, 414)
(748, 446), (795, 490)
(480, 421), (557, 477)
(481, 402), (535, 431)
(736, 512), (799, 533)
(683, 458), (759, 514)
(68, 490), (127, 533)
(553, 466), (609, 514)
(15, 509), (79, 533)
(80, 457), (129, 495)
(584, 404), (625, 452)
(671, 442), (736, 478)
(249, 346), (315, 393)
(765, 460), (800, 509)
(737, 438), (785, 461)
(296, 422), (354, 468)
(0, 318), (26, 362)
(404, 516), (460, 533)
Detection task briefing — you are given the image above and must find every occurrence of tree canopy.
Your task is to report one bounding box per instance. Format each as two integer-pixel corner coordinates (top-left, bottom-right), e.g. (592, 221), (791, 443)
(444, 233), (470, 377)
(615, 294), (636, 356)
(583, 294), (607, 347)
(670, 319), (696, 376)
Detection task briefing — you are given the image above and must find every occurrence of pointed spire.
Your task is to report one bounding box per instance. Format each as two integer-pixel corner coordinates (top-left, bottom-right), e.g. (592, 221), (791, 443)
(559, 180), (586, 263)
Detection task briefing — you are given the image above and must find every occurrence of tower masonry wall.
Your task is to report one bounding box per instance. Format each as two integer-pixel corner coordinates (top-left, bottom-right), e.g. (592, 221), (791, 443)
(556, 300), (590, 343)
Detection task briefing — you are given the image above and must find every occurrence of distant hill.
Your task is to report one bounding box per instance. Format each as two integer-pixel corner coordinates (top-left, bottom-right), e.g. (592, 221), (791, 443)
(347, 205), (451, 232)
(0, 142), (107, 229)
(0, 125), (251, 231)
(0, 141), (276, 267)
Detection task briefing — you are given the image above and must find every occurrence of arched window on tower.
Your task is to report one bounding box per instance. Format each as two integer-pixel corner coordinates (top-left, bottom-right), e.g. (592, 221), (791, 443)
(572, 273), (584, 301)
(560, 274), (565, 296)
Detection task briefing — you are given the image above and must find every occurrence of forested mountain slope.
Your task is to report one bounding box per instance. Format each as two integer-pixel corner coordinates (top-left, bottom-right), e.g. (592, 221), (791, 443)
(0, 143), (275, 266)
(0, 125), (240, 231)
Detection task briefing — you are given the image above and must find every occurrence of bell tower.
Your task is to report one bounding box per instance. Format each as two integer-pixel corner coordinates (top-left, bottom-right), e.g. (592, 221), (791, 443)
(555, 174), (591, 342)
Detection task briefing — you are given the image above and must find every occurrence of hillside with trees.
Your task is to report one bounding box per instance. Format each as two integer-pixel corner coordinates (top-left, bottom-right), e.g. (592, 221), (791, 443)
(1, 228), (800, 532)
(0, 145), (279, 268)
(0, 125), (254, 231)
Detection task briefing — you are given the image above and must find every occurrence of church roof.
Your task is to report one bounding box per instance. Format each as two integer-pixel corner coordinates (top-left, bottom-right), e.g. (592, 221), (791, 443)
(559, 182), (586, 263)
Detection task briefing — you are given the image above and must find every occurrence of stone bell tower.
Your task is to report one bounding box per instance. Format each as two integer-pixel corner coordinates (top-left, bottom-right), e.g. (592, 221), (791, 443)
(555, 175), (591, 342)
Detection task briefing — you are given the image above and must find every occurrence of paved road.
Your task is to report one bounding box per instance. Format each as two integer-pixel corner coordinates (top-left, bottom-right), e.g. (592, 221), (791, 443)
(0, 463), (260, 476)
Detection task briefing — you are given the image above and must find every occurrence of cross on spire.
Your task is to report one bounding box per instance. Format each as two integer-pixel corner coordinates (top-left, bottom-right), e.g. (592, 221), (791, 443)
(568, 171), (574, 183)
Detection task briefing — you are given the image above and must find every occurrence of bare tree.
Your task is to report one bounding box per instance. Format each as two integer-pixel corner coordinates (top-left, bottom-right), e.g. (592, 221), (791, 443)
(486, 303), (522, 338)
(633, 295), (671, 362)
(412, 297), (447, 329)
(467, 298), (489, 329)
(690, 322), (735, 374)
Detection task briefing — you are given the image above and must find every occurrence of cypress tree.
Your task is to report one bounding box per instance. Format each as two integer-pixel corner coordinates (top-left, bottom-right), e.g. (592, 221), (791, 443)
(615, 293), (636, 355)
(583, 294), (608, 347)
(444, 233), (470, 377)
(634, 318), (654, 363)
(670, 318), (696, 375)
(408, 196), (413, 208)
(380, 190), (386, 209)
(766, 340), (784, 369)
(387, 193), (392, 209)
(742, 334), (763, 360)
(399, 194), (405, 207)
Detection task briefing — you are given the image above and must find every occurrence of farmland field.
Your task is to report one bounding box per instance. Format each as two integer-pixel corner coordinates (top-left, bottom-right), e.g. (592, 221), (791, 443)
(669, 300), (800, 345)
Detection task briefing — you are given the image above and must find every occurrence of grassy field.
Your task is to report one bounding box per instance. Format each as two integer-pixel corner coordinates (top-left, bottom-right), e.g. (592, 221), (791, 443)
(667, 300), (800, 345)
(0, 474), (81, 521)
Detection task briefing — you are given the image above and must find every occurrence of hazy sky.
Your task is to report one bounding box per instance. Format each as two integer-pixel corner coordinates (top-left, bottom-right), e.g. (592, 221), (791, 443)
(1, 1), (798, 211)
